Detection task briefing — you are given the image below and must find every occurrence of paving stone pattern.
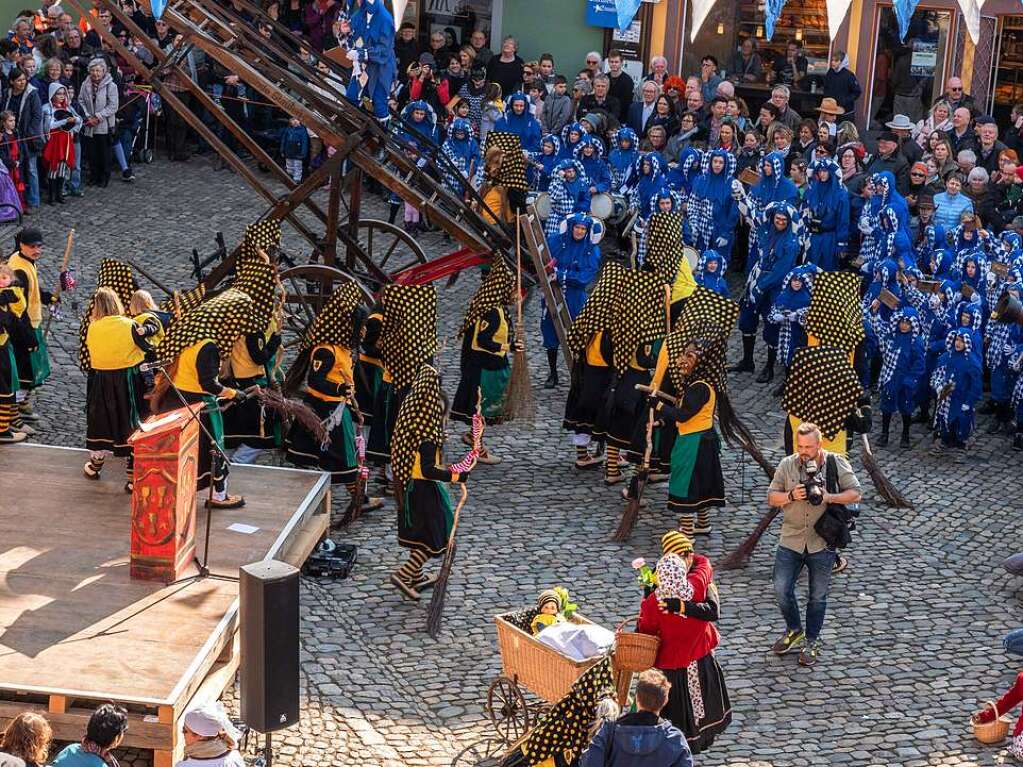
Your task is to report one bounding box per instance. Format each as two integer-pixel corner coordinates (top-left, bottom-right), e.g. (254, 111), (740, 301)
(20, 158), (1023, 767)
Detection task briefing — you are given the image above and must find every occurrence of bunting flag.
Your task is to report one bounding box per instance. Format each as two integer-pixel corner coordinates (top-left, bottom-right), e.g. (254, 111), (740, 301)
(150, 0), (167, 20)
(892, 0), (921, 40)
(615, 0), (643, 33)
(393, 0), (409, 29)
(764, 0), (787, 40)
(690, 0), (718, 41)
(956, 0), (985, 44)
(825, 0), (854, 39)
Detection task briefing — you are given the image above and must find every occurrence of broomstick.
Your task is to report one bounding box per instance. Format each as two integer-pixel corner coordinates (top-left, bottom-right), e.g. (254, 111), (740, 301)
(717, 506), (781, 571)
(859, 433), (914, 508)
(611, 285), (672, 542)
(42, 229), (74, 340)
(427, 396), (484, 638)
(503, 215), (535, 425)
(252, 387), (327, 444)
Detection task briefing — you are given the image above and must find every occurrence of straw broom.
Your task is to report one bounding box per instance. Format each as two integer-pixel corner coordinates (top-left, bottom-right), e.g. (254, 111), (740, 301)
(859, 433), (914, 508)
(503, 215), (535, 425)
(717, 506), (781, 571)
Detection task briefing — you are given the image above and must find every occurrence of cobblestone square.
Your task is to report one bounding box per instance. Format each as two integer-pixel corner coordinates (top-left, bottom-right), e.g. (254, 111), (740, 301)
(18, 157), (1023, 767)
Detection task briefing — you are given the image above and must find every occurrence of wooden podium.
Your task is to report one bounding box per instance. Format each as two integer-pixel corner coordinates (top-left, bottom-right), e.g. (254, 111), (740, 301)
(128, 406), (202, 583)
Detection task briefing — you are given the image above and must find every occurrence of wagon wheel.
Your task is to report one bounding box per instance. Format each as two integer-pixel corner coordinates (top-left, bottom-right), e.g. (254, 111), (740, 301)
(449, 738), (505, 767)
(343, 218), (428, 277)
(486, 676), (530, 745)
(276, 263), (374, 364)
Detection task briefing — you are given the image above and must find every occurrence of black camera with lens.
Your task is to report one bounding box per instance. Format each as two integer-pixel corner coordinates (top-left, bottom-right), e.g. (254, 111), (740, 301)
(802, 458), (825, 506)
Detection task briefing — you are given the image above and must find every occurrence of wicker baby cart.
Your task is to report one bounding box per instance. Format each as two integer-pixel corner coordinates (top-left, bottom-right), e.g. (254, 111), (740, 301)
(486, 611), (633, 745)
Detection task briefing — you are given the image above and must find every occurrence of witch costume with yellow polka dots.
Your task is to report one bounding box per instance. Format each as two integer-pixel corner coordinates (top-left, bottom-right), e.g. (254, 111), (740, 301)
(601, 269), (669, 485)
(782, 346), (865, 456)
(563, 262), (629, 469)
(284, 282), (384, 517)
(367, 284), (437, 469)
(221, 222), (285, 462)
(389, 365), (471, 600)
(451, 257), (516, 464)
(154, 285), (259, 508)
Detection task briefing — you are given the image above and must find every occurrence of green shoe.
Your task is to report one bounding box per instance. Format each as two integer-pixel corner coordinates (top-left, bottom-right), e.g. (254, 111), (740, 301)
(799, 639), (822, 667)
(771, 629), (805, 655)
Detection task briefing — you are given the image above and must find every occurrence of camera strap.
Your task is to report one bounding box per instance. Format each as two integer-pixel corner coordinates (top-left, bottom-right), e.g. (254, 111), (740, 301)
(825, 453), (840, 495)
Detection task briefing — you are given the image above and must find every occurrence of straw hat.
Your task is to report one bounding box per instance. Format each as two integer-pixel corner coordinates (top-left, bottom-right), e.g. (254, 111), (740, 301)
(816, 97), (844, 116)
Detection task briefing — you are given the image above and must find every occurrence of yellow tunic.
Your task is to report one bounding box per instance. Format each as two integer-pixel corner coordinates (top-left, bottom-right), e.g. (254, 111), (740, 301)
(7, 252), (41, 327)
(307, 344), (354, 402)
(86, 316), (146, 370)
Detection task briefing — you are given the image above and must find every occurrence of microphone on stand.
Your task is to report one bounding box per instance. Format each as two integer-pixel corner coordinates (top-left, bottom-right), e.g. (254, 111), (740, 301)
(139, 359), (173, 373)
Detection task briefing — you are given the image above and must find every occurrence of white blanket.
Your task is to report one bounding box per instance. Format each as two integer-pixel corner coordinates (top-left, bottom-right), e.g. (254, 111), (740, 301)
(536, 622), (615, 661)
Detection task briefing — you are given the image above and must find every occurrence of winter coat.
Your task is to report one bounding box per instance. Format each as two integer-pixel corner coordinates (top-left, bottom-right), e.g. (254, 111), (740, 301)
(1, 84), (42, 155)
(541, 91), (574, 137)
(823, 66), (862, 114)
(78, 72), (118, 136)
(581, 712), (694, 767)
(280, 125), (309, 160)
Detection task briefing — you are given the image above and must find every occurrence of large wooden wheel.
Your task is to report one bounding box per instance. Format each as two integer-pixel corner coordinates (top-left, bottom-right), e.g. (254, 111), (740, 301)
(485, 676), (530, 745)
(277, 263), (373, 354)
(343, 218), (428, 278)
(449, 739), (505, 767)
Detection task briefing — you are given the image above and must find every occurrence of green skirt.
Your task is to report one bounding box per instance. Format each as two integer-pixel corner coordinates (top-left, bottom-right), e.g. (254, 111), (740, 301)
(16, 326), (49, 390)
(667, 429), (725, 513)
(0, 343), (18, 398)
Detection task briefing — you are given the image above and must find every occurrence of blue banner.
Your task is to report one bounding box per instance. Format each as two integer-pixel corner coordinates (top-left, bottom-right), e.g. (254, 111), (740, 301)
(893, 0), (921, 40)
(586, 0), (618, 28)
(615, 0), (643, 33)
(764, 0), (786, 40)
(151, 0), (167, 18)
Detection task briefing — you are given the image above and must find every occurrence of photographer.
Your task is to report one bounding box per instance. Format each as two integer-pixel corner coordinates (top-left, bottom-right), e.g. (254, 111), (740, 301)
(407, 53), (448, 118)
(767, 421), (862, 667)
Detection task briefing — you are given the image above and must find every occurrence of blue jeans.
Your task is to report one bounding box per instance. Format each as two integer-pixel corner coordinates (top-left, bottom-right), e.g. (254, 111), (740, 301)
(21, 152), (38, 208)
(773, 545), (835, 642)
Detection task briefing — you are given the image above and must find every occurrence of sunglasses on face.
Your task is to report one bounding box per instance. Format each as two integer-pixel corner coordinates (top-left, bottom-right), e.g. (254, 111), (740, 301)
(911, 171), (925, 176)
(950, 86), (963, 91)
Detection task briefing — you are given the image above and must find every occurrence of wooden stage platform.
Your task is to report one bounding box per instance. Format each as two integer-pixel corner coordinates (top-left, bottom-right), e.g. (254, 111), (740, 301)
(0, 444), (330, 767)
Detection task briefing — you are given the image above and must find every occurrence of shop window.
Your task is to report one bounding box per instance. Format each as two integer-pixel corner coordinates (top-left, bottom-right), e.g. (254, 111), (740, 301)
(414, 0), (492, 53)
(868, 7), (951, 128)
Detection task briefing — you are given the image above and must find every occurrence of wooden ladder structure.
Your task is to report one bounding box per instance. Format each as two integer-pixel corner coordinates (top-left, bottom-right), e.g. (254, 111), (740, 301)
(67, 0), (514, 293)
(519, 207), (573, 369)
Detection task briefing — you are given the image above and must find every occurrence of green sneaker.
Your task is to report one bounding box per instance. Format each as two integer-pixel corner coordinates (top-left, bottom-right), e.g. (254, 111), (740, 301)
(799, 639), (822, 667)
(771, 629), (805, 655)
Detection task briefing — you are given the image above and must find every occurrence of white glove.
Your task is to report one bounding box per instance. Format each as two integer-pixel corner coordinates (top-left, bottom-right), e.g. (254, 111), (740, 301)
(730, 179), (744, 200)
(1005, 342), (1015, 354)
(858, 218), (873, 235)
(987, 271), (998, 287)
(715, 237), (728, 247)
(345, 47), (360, 63)
(961, 404), (971, 412)
(769, 311), (783, 323)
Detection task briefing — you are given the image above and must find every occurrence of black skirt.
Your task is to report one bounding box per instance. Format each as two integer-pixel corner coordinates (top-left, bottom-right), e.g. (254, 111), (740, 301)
(285, 394), (357, 484)
(563, 360), (615, 436)
(451, 349), (510, 425)
(661, 654), (732, 755)
(85, 369), (143, 457)
(354, 360), (383, 426)
(605, 367), (651, 448)
(222, 375), (279, 450)
(667, 429), (725, 513)
(397, 479), (453, 558)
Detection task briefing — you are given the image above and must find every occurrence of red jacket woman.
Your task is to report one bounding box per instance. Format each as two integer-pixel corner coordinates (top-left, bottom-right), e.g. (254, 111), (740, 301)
(635, 532), (731, 755)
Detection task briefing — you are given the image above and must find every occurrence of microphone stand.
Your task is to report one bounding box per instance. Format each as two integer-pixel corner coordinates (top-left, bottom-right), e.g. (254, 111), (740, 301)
(147, 361), (240, 585)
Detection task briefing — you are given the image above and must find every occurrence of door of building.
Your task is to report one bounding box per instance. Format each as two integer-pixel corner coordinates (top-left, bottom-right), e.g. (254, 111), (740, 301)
(951, 15), (998, 113)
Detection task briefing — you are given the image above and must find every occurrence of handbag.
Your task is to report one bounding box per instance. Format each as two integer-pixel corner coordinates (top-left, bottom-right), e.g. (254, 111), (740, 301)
(813, 454), (859, 549)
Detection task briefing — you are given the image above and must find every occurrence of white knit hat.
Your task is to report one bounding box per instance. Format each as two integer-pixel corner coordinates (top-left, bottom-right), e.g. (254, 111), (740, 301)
(182, 703), (241, 741)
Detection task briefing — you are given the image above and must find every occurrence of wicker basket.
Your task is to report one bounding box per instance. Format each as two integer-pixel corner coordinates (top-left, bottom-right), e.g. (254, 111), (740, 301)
(613, 616), (660, 672)
(972, 700), (1012, 744)
(493, 612), (602, 703)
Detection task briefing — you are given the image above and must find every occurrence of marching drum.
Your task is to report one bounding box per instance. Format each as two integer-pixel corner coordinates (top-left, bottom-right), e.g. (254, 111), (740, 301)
(683, 245), (699, 271)
(526, 192), (551, 220)
(609, 193), (628, 224)
(590, 193), (614, 220)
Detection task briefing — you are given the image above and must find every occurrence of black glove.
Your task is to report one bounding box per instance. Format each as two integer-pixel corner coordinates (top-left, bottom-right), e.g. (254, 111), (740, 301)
(454, 468), (471, 484)
(232, 389), (248, 403)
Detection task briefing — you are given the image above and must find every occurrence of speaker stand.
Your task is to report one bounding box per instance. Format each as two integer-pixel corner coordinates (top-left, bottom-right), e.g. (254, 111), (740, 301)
(258, 732), (274, 767)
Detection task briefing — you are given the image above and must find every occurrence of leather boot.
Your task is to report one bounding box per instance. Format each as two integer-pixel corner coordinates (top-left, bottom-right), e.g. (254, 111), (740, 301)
(55, 180), (65, 203)
(878, 412), (892, 447)
(46, 178), (56, 205)
(544, 349), (559, 389)
(755, 347), (776, 384)
(914, 403), (931, 424)
(771, 370), (787, 397)
(900, 416), (911, 448)
(730, 334), (755, 373)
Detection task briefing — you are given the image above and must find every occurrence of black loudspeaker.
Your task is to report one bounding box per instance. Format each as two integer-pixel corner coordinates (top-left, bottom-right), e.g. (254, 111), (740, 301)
(240, 560), (300, 733)
(995, 293), (1023, 326)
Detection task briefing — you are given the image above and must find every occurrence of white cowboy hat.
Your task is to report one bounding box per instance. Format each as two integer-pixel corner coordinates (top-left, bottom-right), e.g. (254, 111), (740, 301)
(885, 114), (915, 131)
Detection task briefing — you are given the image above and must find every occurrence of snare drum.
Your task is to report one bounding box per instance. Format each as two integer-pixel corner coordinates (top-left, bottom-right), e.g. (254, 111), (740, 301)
(610, 193), (628, 224)
(527, 192), (551, 221)
(683, 246), (699, 272)
(590, 193), (614, 220)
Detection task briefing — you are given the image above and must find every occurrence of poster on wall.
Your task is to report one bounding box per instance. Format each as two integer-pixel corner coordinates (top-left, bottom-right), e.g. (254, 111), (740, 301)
(910, 40), (938, 76)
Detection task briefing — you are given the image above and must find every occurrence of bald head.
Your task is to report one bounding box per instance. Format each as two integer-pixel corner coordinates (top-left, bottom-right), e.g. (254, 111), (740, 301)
(952, 107), (971, 129)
